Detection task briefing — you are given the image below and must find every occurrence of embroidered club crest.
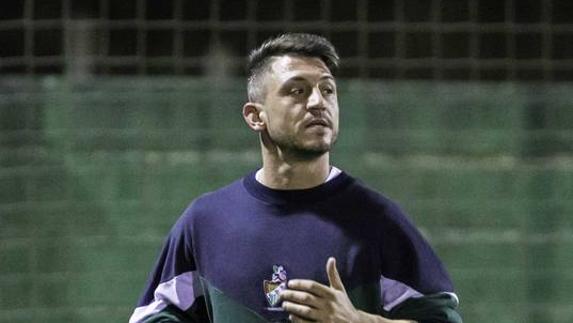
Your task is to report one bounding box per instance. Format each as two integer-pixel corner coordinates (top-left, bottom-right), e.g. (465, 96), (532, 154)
(263, 265), (287, 310)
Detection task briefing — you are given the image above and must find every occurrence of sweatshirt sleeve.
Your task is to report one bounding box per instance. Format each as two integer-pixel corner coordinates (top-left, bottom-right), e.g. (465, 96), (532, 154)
(384, 292), (462, 323)
(129, 209), (209, 323)
(378, 201), (462, 323)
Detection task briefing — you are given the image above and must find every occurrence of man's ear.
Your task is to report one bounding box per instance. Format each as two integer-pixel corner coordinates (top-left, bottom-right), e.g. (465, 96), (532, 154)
(242, 102), (266, 132)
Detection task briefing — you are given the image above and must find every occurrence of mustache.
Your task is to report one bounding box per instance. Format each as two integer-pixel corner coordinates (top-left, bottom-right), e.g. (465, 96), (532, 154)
(304, 117), (332, 128)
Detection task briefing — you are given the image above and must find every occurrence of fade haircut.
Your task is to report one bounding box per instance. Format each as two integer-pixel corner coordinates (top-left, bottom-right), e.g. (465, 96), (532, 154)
(247, 33), (339, 103)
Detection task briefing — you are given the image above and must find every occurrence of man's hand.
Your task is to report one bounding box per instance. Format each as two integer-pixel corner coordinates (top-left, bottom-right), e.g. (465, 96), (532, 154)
(280, 257), (417, 323)
(280, 257), (361, 322)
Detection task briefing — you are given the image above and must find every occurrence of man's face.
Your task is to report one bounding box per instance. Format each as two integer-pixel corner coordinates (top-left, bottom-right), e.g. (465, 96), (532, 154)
(259, 55), (339, 159)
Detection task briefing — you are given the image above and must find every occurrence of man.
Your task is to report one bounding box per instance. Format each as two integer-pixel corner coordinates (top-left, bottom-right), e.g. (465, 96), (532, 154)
(129, 33), (462, 323)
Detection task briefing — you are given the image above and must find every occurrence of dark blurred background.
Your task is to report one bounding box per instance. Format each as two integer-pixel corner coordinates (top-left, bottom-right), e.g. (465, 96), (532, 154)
(1, 1), (572, 323)
(1, 0), (573, 80)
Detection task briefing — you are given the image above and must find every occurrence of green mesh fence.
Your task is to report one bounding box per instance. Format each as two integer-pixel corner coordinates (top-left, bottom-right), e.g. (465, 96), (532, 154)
(1, 77), (572, 323)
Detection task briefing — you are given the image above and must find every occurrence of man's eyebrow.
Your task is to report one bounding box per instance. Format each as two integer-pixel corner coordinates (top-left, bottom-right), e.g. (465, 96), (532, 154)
(284, 75), (335, 83)
(320, 75), (335, 81)
(284, 76), (306, 83)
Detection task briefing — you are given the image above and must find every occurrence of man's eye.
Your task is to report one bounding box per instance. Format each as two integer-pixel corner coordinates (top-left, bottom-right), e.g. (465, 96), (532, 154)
(322, 87), (335, 95)
(290, 88), (304, 95)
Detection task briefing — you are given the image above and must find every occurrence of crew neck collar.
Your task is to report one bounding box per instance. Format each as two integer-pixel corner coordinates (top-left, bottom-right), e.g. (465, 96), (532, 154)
(243, 168), (354, 205)
(254, 166), (342, 185)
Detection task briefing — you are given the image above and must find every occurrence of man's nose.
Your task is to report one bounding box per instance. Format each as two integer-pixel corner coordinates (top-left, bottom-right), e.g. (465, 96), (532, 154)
(307, 87), (325, 110)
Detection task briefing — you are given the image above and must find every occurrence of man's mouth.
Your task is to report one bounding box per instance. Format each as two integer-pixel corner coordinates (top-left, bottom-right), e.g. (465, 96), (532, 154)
(306, 119), (330, 128)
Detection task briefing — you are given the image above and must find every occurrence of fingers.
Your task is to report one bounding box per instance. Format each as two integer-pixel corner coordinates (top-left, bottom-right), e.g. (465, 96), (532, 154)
(282, 301), (319, 321)
(280, 290), (323, 309)
(326, 257), (346, 292)
(289, 314), (315, 323)
(284, 258), (348, 322)
(287, 279), (331, 298)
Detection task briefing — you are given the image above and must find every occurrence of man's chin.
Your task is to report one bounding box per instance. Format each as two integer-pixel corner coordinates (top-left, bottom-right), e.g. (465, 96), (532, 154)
(270, 135), (336, 160)
(308, 138), (336, 153)
(287, 142), (334, 160)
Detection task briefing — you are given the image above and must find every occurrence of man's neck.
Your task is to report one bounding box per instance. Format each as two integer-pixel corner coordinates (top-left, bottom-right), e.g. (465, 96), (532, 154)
(259, 151), (331, 190)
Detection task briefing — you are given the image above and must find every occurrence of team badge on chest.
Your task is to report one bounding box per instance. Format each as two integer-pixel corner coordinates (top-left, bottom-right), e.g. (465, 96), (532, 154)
(263, 265), (288, 310)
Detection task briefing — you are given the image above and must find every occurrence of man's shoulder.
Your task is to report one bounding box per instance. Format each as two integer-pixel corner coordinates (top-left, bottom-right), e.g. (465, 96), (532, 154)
(336, 172), (418, 229)
(344, 174), (401, 210)
(180, 174), (250, 217)
(198, 176), (245, 201)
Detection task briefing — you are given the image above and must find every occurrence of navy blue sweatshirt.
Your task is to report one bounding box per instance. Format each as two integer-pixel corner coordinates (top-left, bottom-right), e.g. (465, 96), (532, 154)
(130, 170), (461, 323)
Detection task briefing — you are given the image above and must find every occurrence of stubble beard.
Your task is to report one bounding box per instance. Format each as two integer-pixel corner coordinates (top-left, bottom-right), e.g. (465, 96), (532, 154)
(271, 131), (338, 161)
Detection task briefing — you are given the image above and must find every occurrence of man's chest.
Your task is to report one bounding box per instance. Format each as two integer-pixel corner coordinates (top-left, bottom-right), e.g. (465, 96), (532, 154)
(192, 209), (381, 315)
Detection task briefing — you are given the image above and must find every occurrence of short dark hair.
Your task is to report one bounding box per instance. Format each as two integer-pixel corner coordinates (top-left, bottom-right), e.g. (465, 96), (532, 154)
(247, 33), (339, 103)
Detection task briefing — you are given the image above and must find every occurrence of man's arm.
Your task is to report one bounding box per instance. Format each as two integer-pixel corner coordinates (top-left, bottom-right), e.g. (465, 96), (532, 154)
(358, 312), (415, 323)
(382, 292), (461, 323)
(280, 258), (418, 323)
(133, 298), (211, 323)
(137, 304), (205, 323)
(129, 212), (209, 323)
